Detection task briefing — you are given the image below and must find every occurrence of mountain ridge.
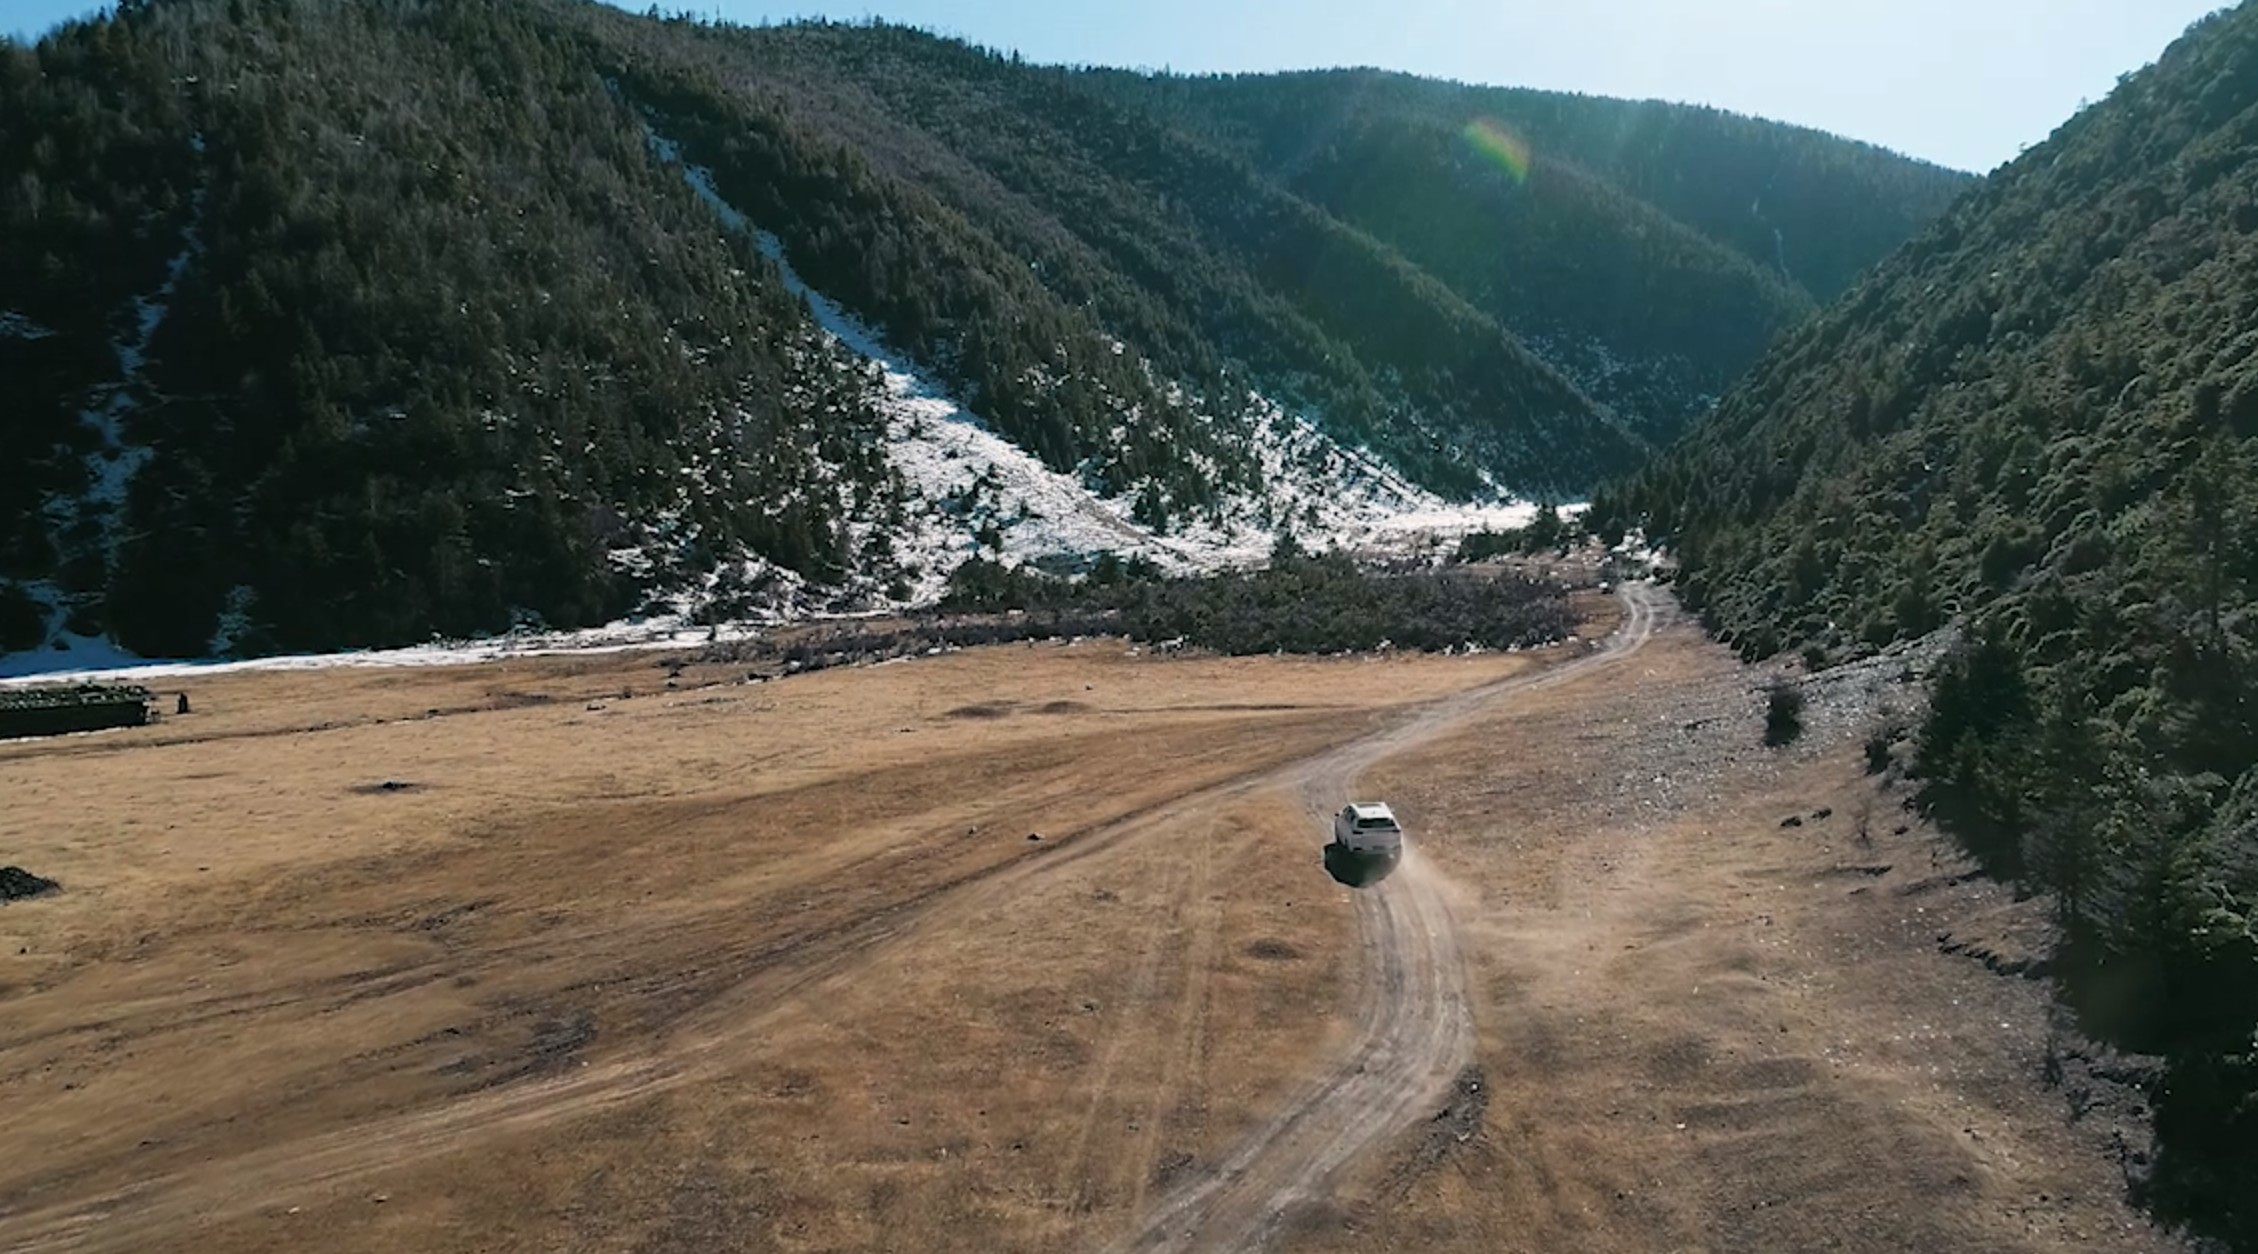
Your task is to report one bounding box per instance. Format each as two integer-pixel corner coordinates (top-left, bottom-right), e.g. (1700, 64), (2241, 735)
(1, 0), (1961, 664)
(1081, 64), (1971, 437)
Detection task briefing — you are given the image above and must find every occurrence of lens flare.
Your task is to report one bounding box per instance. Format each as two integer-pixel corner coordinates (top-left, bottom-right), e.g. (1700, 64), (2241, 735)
(1461, 117), (1532, 183)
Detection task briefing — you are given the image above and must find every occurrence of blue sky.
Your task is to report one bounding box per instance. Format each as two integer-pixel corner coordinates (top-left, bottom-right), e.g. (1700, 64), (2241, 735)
(4, 0), (2226, 171)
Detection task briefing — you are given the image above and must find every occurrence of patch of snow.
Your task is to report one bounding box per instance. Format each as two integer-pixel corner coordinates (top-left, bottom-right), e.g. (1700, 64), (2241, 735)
(1153, 398), (1576, 567)
(207, 585), (258, 657)
(0, 579), (155, 680)
(81, 148), (205, 514)
(0, 617), (769, 686)
(0, 632), (165, 682)
(22, 135), (213, 661)
(0, 310), (54, 340)
(1607, 527), (1664, 579)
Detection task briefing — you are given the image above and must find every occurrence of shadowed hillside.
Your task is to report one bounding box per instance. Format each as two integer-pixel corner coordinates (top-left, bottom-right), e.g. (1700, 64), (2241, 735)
(1085, 68), (1973, 439)
(1604, 7), (2258, 1243)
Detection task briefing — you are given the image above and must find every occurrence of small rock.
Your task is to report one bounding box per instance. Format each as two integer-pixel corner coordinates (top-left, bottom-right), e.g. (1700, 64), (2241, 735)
(0, 866), (60, 902)
(1779, 816), (1804, 829)
(1026, 832), (1043, 842)
(1811, 807), (1834, 821)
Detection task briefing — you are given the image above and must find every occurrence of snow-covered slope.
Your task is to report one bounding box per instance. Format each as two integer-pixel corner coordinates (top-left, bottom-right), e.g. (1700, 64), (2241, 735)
(0, 614), (751, 683)
(73, 136), (204, 547)
(650, 128), (1545, 601)
(0, 134), (1561, 681)
(13, 149), (209, 668)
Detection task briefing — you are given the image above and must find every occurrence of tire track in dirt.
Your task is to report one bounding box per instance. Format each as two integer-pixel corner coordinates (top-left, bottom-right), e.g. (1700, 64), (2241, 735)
(1108, 584), (1664, 1253)
(1057, 814), (1206, 1214)
(3, 588), (1658, 1254)
(1126, 821), (1221, 1221)
(7, 721), (1357, 1251)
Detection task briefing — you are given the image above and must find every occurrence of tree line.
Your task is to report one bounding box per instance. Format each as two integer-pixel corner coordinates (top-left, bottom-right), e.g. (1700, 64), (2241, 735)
(1601, 7), (2258, 1242)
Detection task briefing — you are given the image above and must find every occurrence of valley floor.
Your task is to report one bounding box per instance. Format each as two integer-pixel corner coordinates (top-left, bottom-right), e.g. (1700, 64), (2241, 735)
(0, 590), (2180, 1252)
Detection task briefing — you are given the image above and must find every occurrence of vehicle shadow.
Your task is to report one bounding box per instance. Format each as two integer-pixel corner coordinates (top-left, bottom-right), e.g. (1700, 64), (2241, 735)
(1323, 842), (1401, 889)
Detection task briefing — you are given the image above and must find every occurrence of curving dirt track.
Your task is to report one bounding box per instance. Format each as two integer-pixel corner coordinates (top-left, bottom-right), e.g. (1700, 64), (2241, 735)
(1110, 583), (1665, 1253)
(0, 587), (1657, 1254)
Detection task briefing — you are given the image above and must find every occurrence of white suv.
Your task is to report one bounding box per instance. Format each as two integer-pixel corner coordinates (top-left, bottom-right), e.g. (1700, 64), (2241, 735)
(1332, 802), (1404, 856)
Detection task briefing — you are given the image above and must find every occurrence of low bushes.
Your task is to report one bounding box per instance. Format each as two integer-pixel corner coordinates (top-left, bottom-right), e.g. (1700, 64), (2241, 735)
(942, 546), (1572, 655)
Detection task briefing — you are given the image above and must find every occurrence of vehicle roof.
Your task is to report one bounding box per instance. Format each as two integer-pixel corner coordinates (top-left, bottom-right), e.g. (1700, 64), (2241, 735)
(1345, 802), (1397, 820)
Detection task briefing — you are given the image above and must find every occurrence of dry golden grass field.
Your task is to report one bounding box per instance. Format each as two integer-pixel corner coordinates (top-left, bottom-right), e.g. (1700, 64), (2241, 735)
(0, 588), (2181, 1253)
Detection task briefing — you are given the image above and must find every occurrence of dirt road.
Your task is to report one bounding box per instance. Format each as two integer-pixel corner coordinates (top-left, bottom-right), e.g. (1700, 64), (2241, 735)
(0, 584), (2176, 1254)
(0, 608), (1588, 1253)
(1110, 584), (1663, 1252)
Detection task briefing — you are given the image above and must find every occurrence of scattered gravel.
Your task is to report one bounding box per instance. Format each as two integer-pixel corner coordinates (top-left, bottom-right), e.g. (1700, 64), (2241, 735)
(1572, 627), (1952, 833)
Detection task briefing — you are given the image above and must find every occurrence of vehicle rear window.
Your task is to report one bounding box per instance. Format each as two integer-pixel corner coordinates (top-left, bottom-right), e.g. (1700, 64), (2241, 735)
(1356, 817), (1397, 829)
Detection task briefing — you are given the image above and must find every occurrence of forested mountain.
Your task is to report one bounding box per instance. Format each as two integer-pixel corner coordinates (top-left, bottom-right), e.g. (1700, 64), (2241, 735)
(597, 15), (1624, 498)
(3, 0), (912, 658)
(1601, 7), (2258, 1243)
(1084, 69), (1972, 440)
(0, 0), (1955, 663)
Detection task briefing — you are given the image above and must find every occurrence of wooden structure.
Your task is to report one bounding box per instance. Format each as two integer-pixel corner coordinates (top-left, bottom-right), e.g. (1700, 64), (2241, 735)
(0, 683), (155, 739)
